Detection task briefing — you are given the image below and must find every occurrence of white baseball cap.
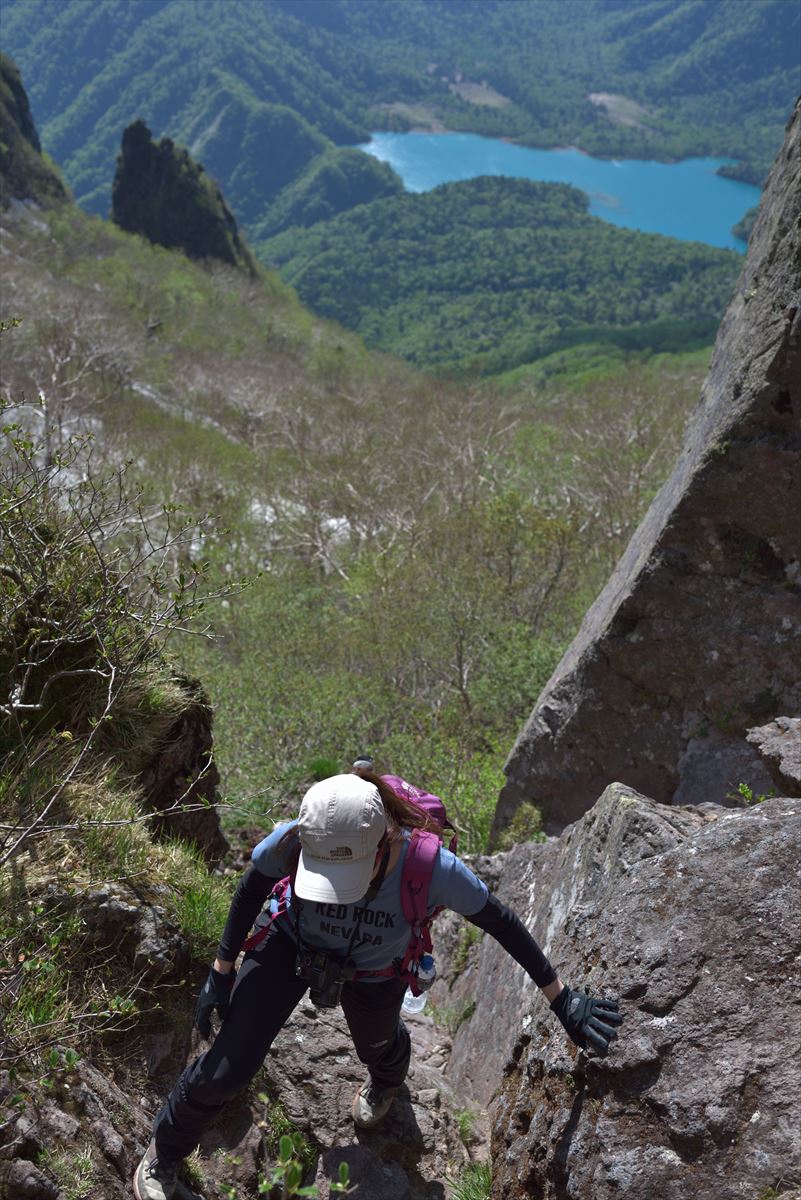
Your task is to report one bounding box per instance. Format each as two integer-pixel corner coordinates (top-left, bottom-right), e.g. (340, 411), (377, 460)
(295, 774), (386, 904)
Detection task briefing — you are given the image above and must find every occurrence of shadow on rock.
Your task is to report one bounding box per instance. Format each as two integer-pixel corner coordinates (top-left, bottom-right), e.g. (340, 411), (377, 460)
(313, 1087), (447, 1200)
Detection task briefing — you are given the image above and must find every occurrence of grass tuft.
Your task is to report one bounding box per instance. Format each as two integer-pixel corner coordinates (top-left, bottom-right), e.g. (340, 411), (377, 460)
(449, 1161), (492, 1200)
(456, 1106), (478, 1145)
(38, 1145), (98, 1200)
(429, 996), (477, 1036)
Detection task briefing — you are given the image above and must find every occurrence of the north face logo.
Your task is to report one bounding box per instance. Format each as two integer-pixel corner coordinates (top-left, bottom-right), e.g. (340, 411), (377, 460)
(328, 846), (353, 859)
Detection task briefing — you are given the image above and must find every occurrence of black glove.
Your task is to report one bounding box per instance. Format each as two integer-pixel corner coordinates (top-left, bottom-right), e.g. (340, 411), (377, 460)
(550, 986), (622, 1055)
(195, 967), (235, 1038)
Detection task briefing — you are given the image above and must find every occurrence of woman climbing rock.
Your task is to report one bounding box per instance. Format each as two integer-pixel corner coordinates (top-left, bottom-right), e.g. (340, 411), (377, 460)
(134, 764), (623, 1200)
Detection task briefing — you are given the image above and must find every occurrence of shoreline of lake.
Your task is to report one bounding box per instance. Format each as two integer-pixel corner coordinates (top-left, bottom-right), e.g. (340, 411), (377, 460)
(360, 130), (761, 251)
(384, 124), (748, 176)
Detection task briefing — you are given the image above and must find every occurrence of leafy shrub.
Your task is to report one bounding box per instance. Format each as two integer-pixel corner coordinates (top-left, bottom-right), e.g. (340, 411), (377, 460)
(0, 356), (241, 1065)
(494, 801), (547, 851)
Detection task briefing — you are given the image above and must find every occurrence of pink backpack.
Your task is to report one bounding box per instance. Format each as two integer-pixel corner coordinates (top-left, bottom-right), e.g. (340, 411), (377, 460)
(243, 775), (456, 992)
(373, 776), (457, 991)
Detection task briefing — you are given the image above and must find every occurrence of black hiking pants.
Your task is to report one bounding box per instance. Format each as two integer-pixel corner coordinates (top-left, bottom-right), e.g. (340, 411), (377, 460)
(153, 928), (411, 1162)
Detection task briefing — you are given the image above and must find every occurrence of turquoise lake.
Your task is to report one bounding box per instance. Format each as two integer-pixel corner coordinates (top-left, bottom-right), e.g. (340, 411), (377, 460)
(360, 131), (761, 252)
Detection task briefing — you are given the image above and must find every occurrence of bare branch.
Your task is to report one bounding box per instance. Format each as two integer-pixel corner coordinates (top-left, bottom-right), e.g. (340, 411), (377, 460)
(2, 667), (111, 715)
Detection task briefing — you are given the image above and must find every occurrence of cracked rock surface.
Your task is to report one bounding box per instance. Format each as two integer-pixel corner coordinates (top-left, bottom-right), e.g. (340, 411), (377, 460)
(445, 785), (801, 1200)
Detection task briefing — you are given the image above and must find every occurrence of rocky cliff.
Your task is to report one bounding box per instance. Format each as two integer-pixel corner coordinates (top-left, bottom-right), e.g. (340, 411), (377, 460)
(111, 119), (256, 274)
(0, 54), (67, 208)
(492, 98), (801, 837)
(441, 786), (801, 1200)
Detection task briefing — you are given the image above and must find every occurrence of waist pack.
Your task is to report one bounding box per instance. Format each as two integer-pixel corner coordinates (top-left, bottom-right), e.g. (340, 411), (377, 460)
(242, 775), (456, 993)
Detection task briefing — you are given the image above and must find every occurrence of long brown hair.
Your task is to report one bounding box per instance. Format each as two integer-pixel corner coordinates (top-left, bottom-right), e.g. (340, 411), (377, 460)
(362, 770), (444, 845)
(277, 770), (443, 867)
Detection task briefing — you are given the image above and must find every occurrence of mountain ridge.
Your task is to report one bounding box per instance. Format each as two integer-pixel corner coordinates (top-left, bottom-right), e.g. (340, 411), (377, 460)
(2, 0), (796, 224)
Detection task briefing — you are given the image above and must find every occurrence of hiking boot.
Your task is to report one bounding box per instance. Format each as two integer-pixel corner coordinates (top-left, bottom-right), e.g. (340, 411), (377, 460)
(351, 1079), (399, 1129)
(133, 1141), (178, 1200)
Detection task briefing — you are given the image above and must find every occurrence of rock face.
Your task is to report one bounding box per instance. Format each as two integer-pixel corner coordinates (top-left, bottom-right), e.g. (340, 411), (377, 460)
(442, 787), (711, 1107)
(1, 1055), (155, 1200)
(76, 883), (190, 983)
(112, 119), (256, 273)
(140, 677), (228, 864)
(492, 99), (801, 836)
(0, 897), (191, 1200)
(444, 785), (801, 1200)
(0, 54), (67, 207)
(747, 715), (801, 795)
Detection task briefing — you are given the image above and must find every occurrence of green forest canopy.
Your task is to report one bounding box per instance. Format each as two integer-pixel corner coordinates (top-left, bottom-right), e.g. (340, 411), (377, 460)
(261, 175), (740, 375)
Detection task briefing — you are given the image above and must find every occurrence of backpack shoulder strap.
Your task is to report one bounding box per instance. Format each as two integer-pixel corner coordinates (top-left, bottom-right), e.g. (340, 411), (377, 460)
(354, 830), (444, 985)
(400, 828), (441, 927)
(241, 874), (292, 951)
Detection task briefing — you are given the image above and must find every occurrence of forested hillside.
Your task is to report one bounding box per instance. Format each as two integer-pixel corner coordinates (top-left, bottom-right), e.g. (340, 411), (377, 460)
(2, 0), (796, 228)
(0, 0), (398, 221)
(1, 197), (709, 848)
(2, 0), (792, 380)
(262, 176), (740, 374)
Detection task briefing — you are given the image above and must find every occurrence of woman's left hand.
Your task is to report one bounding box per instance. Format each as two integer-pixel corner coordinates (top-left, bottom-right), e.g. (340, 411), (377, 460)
(195, 966), (235, 1039)
(550, 986), (623, 1054)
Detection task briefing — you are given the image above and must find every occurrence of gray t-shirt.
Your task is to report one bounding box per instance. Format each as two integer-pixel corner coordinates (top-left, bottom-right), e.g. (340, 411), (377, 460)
(251, 820), (488, 976)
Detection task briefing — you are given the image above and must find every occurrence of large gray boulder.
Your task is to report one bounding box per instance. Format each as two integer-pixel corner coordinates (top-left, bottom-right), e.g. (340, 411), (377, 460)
(492, 99), (801, 836)
(443, 785), (801, 1200)
(442, 785), (712, 1107)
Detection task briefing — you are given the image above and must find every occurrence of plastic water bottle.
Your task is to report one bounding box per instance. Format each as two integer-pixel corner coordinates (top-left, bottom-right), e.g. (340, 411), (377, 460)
(401, 954), (436, 1015)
